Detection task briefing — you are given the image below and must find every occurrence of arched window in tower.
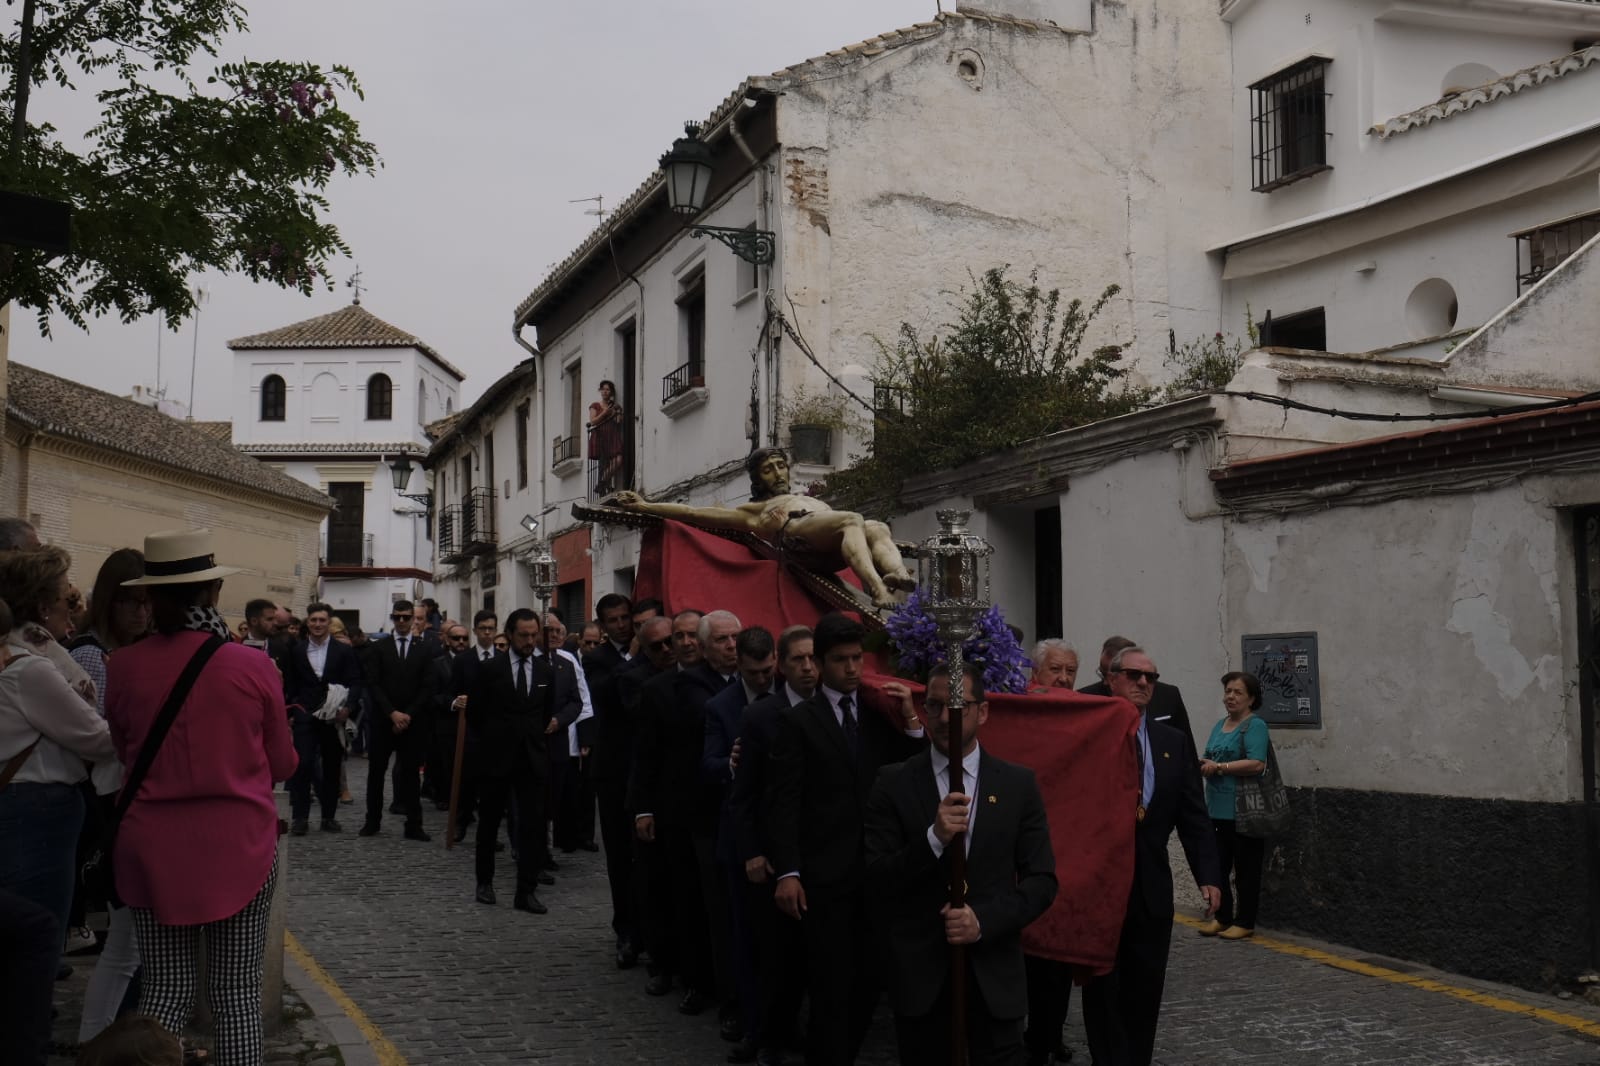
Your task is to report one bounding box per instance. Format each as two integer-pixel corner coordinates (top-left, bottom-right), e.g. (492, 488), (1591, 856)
(366, 373), (393, 420)
(260, 374), (286, 422)
(417, 378), (428, 425)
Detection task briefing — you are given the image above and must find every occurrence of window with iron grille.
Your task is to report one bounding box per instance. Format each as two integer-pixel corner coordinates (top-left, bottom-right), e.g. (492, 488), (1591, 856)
(1250, 57), (1332, 193)
(1513, 209), (1600, 295)
(260, 374), (286, 421)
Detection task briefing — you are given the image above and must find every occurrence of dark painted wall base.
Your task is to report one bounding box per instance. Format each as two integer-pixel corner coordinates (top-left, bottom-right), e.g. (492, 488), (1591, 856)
(1259, 787), (1597, 992)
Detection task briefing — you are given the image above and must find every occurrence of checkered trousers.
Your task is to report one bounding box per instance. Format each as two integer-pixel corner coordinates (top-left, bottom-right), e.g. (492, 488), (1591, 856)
(130, 856), (279, 1066)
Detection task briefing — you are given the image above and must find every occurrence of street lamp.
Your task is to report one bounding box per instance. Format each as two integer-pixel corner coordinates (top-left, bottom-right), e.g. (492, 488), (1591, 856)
(659, 122), (776, 266)
(915, 508), (993, 1066)
(388, 455), (432, 507)
(520, 514), (539, 535)
(525, 540), (558, 615)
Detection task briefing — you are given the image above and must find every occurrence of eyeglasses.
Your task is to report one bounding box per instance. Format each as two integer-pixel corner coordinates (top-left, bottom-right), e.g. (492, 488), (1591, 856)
(648, 637), (673, 651)
(1118, 668), (1160, 684)
(390, 614), (410, 622)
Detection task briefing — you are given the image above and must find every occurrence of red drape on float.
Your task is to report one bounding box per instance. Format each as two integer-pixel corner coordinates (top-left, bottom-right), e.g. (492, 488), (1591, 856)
(634, 520), (1139, 973)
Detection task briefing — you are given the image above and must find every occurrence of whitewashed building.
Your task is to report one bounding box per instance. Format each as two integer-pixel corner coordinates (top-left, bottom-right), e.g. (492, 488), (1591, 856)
(228, 301), (463, 632)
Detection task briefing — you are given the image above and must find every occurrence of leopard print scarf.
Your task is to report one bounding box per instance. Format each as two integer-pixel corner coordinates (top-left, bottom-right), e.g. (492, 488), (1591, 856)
(184, 605), (234, 641)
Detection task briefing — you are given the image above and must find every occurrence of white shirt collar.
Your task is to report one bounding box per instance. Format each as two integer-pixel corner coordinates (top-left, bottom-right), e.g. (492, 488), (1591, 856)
(930, 742), (982, 790)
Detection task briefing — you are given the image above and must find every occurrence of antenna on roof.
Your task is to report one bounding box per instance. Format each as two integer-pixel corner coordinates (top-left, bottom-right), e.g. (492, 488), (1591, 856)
(569, 195), (606, 222)
(346, 266), (365, 305)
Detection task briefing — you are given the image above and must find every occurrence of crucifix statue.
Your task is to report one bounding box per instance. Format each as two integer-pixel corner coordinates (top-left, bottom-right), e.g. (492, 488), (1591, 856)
(609, 447), (915, 609)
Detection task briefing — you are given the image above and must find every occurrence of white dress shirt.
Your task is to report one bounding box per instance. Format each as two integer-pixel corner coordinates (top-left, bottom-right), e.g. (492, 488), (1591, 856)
(305, 635), (330, 678)
(927, 743), (983, 858)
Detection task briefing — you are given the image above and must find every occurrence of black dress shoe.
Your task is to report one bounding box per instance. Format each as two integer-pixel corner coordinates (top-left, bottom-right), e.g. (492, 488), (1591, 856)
(578, 840), (600, 852)
(616, 939), (639, 970)
(755, 1050), (783, 1066)
(537, 871), (555, 885)
(290, 819), (308, 836)
(320, 819), (341, 832)
(1053, 1042), (1074, 1062)
(475, 883), (496, 905)
(720, 1014), (744, 1042)
(357, 821), (380, 837)
(543, 857), (560, 871)
(644, 973), (672, 996)
(389, 802), (403, 814)
(403, 827), (431, 842)
(678, 989), (710, 1015)
(453, 827), (469, 845)
(726, 1037), (759, 1064)
(512, 892), (548, 914)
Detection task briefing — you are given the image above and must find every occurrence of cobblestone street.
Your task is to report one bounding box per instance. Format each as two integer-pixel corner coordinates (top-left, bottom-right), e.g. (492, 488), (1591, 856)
(253, 758), (1600, 1065)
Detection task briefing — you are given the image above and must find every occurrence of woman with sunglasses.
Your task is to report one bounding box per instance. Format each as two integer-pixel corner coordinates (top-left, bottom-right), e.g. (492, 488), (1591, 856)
(1196, 671), (1269, 940)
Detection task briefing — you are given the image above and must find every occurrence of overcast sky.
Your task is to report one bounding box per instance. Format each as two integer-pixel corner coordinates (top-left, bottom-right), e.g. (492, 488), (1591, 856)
(11, 0), (933, 416)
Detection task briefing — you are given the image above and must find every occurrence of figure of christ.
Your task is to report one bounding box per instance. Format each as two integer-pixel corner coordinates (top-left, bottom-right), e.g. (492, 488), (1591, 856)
(610, 448), (915, 610)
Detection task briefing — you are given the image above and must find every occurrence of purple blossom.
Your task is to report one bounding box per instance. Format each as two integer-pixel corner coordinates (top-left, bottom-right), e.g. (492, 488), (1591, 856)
(884, 589), (1028, 694)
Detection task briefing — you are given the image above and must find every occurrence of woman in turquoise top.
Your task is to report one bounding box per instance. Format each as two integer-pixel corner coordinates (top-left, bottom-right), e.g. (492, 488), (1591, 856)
(1196, 671), (1269, 940)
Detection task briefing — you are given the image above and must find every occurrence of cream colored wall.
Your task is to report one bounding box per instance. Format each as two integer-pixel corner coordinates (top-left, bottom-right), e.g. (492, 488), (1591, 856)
(3, 435), (326, 623)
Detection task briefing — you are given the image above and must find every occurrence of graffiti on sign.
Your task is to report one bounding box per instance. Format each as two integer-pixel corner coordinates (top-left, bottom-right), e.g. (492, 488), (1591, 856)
(1241, 631), (1320, 727)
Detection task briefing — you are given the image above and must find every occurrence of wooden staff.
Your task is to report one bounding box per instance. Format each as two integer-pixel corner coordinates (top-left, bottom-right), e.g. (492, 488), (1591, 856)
(445, 695), (469, 849)
(947, 648), (968, 1066)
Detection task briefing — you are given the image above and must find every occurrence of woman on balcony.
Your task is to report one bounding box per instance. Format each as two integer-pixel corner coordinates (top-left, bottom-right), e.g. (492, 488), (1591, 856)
(587, 379), (625, 496)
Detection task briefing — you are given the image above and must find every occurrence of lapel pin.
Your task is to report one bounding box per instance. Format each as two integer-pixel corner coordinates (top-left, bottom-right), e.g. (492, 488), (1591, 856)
(1162, 752), (1170, 759)
(987, 795), (997, 804)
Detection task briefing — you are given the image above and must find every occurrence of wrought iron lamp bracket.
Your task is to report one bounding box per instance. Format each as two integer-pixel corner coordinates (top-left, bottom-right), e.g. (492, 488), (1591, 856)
(690, 224), (776, 265)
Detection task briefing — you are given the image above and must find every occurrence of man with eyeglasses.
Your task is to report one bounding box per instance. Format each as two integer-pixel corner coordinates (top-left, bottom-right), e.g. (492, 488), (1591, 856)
(1081, 635), (1194, 747)
(585, 593), (645, 968)
(359, 599), (437, 841)
(1081, 646), (1220, 1066)
(426, 622), (472, 814)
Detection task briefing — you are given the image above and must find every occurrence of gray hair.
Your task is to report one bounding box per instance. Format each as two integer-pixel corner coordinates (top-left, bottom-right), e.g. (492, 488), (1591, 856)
(1031, 638), (1076, 662)
(0, 518), (38, 551)
(698, 609), (741, 644)
(1109, 645), (1149, 673)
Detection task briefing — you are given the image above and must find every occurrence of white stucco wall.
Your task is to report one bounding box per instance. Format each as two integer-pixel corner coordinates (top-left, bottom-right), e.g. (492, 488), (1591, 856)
(231, 347), (453, 448)
(1224, 479), (1582, 804)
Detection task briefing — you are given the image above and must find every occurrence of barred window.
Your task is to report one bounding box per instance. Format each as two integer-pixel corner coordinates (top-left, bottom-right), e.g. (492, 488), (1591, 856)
(1250, 57), (1331, 193)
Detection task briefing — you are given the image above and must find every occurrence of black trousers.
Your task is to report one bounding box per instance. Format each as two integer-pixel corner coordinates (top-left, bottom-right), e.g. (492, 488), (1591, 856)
(365, 720), (422, 830)
(693, 829), (735, 1008)
(290, 714), (344, 823)
(800, 891), (882, 1065)
(1023, 953), (1074, 1056)
(551, 754), (595, 850)
(475, 761), (547, 891)
(595, 776), (636, 941)
(893, 960), (1024, 1066)
(1212, 818), (1265, 929)
(1081, 892), (1174, 1066)
(747, 877), (805, 1050)
(429, 710), (463, 805)
(643, 822), (713, 992)
(0, 887), (58, 1066)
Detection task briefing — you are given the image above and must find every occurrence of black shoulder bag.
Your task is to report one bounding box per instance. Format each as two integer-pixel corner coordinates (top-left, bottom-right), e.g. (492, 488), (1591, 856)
(82, 635), (225, 907)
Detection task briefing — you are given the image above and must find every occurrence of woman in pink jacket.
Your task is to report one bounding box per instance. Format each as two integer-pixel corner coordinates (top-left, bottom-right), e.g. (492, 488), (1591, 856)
(106, 531), (296, 1066)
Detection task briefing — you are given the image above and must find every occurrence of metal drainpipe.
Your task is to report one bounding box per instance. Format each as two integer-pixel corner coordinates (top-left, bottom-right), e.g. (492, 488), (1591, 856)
(725, 108), (777, 446)
(513, 325), (544, 558)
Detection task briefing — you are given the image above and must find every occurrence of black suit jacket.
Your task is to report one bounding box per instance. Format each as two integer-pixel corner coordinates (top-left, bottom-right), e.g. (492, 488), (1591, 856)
(628, 662), (732, 830)
(727, 687), (795, 864)
(450, 644), (501, 699)
(1133, 718), (1220, 919)
(1081, 679), (1193, 747)
(465, 650), (581, 779)
(865, 749), (1057, 1019)
(703, 678), (777, 864)
(583, 641), (634, 783)
(367, 633), (438, 728)
(765, 689), (926, 905)
(284, 638), (363, 717)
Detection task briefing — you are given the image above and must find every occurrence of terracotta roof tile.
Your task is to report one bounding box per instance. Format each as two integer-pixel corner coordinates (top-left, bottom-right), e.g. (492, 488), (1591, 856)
(1370, 45), (1600, 139)
(227, 302), (465, 381)
(7, 364), (333, 509)
(188, 420), (234, 443)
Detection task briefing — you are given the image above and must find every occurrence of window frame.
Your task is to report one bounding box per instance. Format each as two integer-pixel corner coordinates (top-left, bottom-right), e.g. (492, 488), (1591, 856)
(1249, 56), (1332, 193)
(365, 373), (393, 421)
(260, 374), (286, 422)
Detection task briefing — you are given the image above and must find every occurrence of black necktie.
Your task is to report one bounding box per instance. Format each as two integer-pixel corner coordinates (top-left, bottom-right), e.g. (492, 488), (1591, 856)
(517, 656), (529, 699)
(482, 648), (491, 662)
(840, 695), (858, 756)
(398, 637), (408, 661)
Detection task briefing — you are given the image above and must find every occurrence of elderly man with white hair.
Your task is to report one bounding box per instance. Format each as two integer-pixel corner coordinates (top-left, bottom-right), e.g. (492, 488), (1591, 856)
(1029, 638), (1080, 693)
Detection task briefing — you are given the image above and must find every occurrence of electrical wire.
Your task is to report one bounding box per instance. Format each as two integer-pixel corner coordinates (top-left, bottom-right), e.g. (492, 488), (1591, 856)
(771, 296), (877, 414)
(1219, 388), (1600, 423)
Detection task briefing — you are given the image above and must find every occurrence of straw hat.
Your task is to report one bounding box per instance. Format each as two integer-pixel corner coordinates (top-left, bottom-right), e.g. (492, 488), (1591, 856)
(122, 529), (243, 586)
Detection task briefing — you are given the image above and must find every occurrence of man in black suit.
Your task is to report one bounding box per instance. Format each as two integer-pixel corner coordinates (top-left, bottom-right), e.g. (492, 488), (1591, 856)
(360, 599), (436, 841)
(865, 663), (1057, 1066)
(766, 612), (927, 1065)
(401, 600), (445, 805)
(730, 624), (817, 1066)
(468, 607), (581, 913)
(1081, 646), (1220, 1066)
(426, 621), (471, 808)
(585, 593), (642, 967)
(285, 602), (363, 835)
(612, 614), (675, 970)
(703, 625), (779, 1059)
(629, 608), (713, 1004)
(449, 609), (502, 842)
(1079, 635), (1193, 746)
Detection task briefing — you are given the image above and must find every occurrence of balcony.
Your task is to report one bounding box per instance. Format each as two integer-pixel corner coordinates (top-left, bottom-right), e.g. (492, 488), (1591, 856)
(551, 433), (582, 478)
(439, 486), (497, 563)
(1513, 209), (1600, 295)
(321, 531), (374, 569)
(661, 360), (708, 417)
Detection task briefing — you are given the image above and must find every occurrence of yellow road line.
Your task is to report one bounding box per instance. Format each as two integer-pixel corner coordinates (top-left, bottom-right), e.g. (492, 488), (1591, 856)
(1173, 914), (1600, 1040)
(284, 930), (410, 1065)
